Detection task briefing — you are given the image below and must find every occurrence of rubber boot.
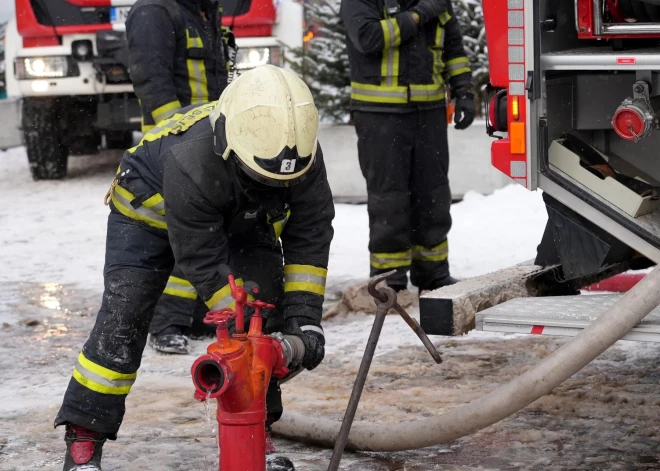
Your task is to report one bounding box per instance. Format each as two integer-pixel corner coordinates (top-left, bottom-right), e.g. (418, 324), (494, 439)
(148, 325), (190, 354)
(265, 426), (295, 471)
(63, 424), (106, 471)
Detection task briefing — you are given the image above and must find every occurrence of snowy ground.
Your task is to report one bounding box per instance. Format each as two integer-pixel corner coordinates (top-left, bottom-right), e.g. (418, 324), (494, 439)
(1, 147), (659, 470)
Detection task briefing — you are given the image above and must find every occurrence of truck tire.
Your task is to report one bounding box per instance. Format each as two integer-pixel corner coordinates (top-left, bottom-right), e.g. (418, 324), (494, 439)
(106, 130), (134, 150)
(22, 98), (69, 180)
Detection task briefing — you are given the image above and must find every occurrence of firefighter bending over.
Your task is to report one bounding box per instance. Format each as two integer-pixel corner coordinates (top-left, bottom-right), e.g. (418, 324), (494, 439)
(55, 66), (334, 471)
(342, 0), (476, 292)
(126, 0), (232, 354)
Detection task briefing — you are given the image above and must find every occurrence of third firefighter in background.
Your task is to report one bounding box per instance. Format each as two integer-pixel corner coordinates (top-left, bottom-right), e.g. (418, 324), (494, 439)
(341, 0), (476, 292)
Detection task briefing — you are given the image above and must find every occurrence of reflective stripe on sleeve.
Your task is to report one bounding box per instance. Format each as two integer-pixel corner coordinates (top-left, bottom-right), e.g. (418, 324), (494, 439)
(445, 57), (471, 78)
(205, 278), (244, 310)
(111, 185), (168, 230)
(142, 193), (166, 215)
(413, 240), (449, 262)
(72, 352), (137, 396)
(380, 18), (401, 49)
(284, 265), (327, 296)
(152, 100), (182, 124)
(370, 250), (412, 269)
(163, 276), (198, 300)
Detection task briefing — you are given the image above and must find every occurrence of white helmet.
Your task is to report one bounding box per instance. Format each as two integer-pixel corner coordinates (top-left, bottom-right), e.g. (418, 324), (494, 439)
(210, 65), (319, 187)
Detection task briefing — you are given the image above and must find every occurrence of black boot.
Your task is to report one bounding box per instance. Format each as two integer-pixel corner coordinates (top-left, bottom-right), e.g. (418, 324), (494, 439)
(148, 325), (190, 354)
(265, 425), (296, 471)
(63, 424), (106, 471)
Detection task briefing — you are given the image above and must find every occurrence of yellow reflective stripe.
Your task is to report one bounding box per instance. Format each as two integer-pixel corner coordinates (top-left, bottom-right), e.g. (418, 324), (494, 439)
(141, 123), (155, 133)
(269, 209), (291, 240)
(413, 240), (449, 262)
(370, 250), (412, 269)
(152, 100), (182, 124)
(111, 185), (168, 230)
(284, 281), (325, 296)
(380, 18), (401, 49)
(284, 264), (328, 277)
(142, 194), (165, 215)
(283, 265), (327, 296)
(445, 57), (471, 77)
(78, 352), (137, 381)
(129, 102), (216, 153)
(163, 276), (198, 300)
(205, 278), (244, 310)
(439, 11), (451, 25)
(186, 29), (209, 105)
(351, 82), (408, 104)
(73, 369), (133, 395)
(409, 84), (446, 102)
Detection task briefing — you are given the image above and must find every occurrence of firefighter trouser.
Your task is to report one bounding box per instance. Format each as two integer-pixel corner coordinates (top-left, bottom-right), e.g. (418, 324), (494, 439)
(55, 210), (284, 437)
(149, 264), (208, 336)
(353, 107), (452, 291)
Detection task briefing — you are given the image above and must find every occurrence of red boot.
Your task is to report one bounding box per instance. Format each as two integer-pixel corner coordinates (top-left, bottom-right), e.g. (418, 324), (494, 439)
(63, 424), (106, 471)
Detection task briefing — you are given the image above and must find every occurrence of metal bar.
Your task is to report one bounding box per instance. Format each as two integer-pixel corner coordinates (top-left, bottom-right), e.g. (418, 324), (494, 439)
(603, 23), (660, 34)
(327, 285), (396, 471)
(593, 0), (603, 36)
(393, 303), (442, 364)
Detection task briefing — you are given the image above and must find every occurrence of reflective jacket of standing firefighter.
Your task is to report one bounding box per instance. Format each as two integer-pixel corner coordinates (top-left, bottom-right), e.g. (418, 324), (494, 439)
(342, 0), (472, 111)
(109, 102), (335, 323)
(126, 0), (229, 132)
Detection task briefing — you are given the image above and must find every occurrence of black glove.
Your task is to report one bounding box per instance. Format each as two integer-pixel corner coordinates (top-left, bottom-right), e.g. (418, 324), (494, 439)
(454, 89), (476, 130)
(412, 0), (448, 24)
(283, 317), (325, 371)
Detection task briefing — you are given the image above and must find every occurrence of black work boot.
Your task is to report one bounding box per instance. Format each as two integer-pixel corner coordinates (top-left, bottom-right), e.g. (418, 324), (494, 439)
(63, 424), (107, 471)
(148, 325), (190, 354)
(265, 425), (296, 471)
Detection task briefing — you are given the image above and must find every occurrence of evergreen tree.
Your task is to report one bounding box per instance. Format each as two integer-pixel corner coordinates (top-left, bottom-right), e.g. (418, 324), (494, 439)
(290, 0), (351, 124)
(453, 0), (489, 111)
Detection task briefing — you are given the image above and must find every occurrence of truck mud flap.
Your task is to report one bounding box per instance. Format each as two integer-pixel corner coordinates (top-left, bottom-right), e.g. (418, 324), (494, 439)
(0, 98), (24, 151)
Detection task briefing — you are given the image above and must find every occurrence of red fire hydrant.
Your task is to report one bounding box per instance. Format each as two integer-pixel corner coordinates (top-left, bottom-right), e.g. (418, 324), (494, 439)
(191, 275), (304, 471)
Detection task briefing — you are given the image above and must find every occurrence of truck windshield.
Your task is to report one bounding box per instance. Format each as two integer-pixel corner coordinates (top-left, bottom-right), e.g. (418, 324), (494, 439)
(221, 0), (253, 17)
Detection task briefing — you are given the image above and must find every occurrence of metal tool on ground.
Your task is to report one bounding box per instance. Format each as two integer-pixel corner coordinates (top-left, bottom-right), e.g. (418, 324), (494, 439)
(191, 274), (305, 471)
(327, 270), (443, 471)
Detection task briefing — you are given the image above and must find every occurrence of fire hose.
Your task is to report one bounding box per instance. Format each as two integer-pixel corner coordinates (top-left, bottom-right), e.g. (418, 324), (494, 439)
(272, 265), (660, 455)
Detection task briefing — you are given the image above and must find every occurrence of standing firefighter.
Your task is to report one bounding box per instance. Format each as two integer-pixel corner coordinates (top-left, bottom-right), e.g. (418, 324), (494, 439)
(56, 66), (334, 471)
(341, 0), (475, 292)
(126, 0), (232, 353)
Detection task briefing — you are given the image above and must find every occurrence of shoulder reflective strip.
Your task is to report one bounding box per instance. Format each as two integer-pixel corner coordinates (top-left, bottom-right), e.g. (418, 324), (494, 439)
(300, 324), (324, 336)
(112, 186), (168, 230)
(142, 193), (165, 215)
(205, 278), (243, 310)
(187, 30), (209, 105)
(129, 102), (217, 153)
(413, 240), (449, 262)
(284, 264), (328, 277)
(163, 276), (198, 300)
(141, 123), (155, 133)
(152, 100), (182, 124)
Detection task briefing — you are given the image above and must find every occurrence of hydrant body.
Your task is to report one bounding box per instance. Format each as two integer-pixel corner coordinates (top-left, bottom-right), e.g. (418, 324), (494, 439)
(191, 275), (290, 471)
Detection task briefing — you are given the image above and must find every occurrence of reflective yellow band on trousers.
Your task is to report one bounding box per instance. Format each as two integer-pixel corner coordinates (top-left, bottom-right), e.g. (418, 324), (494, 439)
(152, 100), (182, 124)
(206, 278), (245, 310)
(413, 240), (449, 262)
(163, 276), (198, 300)
(111, 185), (168, 230)
(73, 352), (137, 396)
(370, 250), (412, 269)
(186, 30), (209, 105)
(445, 57), (471, 78)
(284, 265), (327, 296)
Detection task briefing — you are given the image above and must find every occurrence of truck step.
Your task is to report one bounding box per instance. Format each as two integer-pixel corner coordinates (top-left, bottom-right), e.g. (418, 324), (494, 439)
(542, 47), (660, 71)
(476, 294), (660, 342)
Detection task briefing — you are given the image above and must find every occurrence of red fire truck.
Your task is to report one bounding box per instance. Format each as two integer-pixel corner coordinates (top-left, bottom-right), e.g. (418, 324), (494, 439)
(2, 0), (302, 179)
(420, 0), (660, 342)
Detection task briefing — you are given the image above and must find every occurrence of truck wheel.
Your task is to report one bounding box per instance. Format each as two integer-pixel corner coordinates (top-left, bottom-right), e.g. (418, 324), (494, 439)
(106, 131), (134, 150)
(22, 98), (69, 180)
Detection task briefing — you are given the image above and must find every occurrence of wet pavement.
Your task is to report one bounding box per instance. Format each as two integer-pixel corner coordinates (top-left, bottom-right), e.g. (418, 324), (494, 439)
(1, 282), (660, 470)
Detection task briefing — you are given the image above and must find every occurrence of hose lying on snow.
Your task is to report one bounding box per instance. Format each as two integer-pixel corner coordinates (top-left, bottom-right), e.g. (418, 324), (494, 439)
(273, 266), (660, 452)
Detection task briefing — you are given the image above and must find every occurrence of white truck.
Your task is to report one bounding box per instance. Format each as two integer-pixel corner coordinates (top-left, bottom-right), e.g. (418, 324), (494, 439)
(1, 0), (303, 180)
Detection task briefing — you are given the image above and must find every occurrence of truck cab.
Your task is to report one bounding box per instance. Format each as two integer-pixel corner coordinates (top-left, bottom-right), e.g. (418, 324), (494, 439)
(2, 0), (303, 180)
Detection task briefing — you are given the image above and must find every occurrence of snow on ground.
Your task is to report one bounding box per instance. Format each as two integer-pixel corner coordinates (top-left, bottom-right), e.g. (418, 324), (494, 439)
(2, 147), (659, 470)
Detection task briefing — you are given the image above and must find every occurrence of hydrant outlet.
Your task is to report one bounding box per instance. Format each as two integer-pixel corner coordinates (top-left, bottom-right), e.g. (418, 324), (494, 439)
(192, 355), (230, 400)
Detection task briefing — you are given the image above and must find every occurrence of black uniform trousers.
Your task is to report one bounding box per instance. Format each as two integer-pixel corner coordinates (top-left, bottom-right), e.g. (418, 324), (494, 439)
(354, 107), (452, 291)
(55, 209), (284, 437)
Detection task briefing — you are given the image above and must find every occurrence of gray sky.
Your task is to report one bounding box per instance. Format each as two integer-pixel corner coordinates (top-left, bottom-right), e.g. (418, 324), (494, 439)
(0, 2), (14, 23)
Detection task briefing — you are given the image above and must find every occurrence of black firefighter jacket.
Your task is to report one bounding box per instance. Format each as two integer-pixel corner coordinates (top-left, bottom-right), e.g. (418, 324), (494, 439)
(109, 103), (335, 324)
(126, 0), (228, 132)
(341, 0), (473, 112)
